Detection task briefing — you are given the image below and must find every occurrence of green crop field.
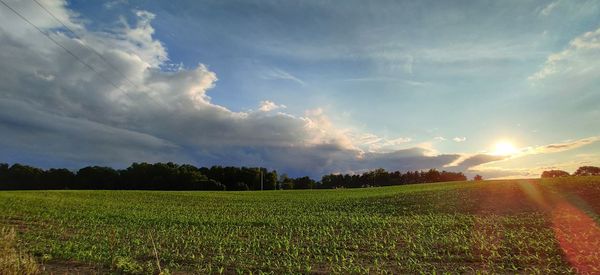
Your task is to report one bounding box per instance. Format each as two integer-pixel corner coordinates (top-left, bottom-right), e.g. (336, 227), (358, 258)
(1, 177), (600, 274)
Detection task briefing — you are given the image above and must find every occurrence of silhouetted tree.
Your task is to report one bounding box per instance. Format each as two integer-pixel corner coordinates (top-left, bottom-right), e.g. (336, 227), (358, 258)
(541, 170), (570, 178)
(4, 164), (44, 190)
(76, 166), (120, 189)
(293, 176), (316, 189)
(1, 162), (474, 191)
(321, 168), (467, 189)
(473, 175), (483, 181)
(573, 166), (600, 176)
(440, 171), (466, 182)
(0, 163), (9, 189)
(119, 162), (225, 190)
(45, 168), (75, 189)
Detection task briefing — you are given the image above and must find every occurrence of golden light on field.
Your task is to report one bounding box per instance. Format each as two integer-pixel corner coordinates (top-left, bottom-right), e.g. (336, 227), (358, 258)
(492, 141), (518, 156)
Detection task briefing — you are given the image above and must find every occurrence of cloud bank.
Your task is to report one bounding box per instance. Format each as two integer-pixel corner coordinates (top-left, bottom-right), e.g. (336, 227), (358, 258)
(0, 0), (497, 178)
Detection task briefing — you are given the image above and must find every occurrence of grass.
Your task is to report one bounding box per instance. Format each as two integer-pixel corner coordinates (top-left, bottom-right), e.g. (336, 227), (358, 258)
(0, 177), (599, 274)
(0, 227), (39, 275)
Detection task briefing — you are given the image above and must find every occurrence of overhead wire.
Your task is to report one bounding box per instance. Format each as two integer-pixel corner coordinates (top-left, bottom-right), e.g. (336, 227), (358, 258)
(32, 0), (140, 89)
(0, 0), (161, 105)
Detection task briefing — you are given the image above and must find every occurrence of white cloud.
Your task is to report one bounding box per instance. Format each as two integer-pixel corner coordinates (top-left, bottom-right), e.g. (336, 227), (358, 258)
(0, 1), (321, 169)
(34, 71), (55, 81)
(353, 133), (412, 153)
(540, 1), (559, 16)
(104, 0), (128, 10)
(522, 136), (600, 156)
(260, 67), (305, 85)
(453, 137), (467, 142)
(529, 27), (600, 81)
(258, 100), (286, 112)
(433, 136), (446, 141)
(388, 137), (412, 144)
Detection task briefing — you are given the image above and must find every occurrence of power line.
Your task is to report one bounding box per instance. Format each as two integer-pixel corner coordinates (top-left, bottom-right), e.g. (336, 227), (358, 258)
(0, 0), (132, 98)
(32, 0), (139, 89)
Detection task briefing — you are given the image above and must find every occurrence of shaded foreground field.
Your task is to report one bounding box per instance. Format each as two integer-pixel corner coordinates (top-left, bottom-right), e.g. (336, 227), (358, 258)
(1, 177), (600, 274)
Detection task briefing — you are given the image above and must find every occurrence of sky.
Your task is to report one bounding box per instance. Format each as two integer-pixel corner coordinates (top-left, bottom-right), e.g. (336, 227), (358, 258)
(0, 0), (599, 179)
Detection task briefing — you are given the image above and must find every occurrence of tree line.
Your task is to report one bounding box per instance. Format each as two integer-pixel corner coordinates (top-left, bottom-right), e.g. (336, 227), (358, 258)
(319, 168), (467, 189)
(0, 162), (264, 191)
(5, 161), (597, 190)
(0, 162), (470, 191)
(541, 166), (600, 178)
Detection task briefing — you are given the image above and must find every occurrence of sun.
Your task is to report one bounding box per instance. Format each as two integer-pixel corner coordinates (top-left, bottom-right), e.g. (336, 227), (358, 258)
(492, 141), (518, 156)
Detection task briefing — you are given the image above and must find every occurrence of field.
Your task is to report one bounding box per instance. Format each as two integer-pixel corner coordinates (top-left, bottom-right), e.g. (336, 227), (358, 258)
(1, 177), (600, 274)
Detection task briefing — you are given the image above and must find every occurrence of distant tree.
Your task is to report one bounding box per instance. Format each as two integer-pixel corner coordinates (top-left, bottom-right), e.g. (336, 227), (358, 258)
(279, 174), (294, 190)
(5, 164), (44, 190)
(541, 170), (570, 178)
(320, 174), (332, 188)
(264, 170), (278, 190)
(176, 164), (225, 190)
(45, 168), (75, 189)
(370, 168), (387, 186)
(293, 176), (316, 189)
(573, 166), (600, 176)
(440, 171), (467, 182)
(0, 163), (8, 188)
(0, 163), (8, 172)
(473, 175), (483, 181)
(200, 166), (274, 191)
(320, 169), (469, 188)
(118, 162), (225, 190)
(424, 169), (441, 183)
(0, 161), (477, 190)
(76, 166), (120, 189)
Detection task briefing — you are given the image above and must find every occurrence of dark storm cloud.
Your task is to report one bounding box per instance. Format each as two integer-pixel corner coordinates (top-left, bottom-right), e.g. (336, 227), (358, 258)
(0, 98), (182, 168)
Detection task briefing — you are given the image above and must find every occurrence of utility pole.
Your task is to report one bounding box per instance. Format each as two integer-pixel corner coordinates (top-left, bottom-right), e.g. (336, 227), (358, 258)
(260, 169), (264, 191)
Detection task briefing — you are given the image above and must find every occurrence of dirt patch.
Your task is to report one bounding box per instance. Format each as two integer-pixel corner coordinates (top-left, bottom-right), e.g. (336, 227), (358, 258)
(41, 261), (107, 275)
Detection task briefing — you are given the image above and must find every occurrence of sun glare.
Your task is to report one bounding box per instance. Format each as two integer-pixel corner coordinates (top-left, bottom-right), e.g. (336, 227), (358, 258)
(492, 141), (518, 156)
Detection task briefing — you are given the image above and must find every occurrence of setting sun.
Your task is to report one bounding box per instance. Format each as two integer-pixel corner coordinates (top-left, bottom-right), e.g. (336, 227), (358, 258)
(492, 141), (518, 156)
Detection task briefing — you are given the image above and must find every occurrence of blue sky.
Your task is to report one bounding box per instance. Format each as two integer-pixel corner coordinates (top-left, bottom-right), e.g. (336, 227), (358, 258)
(76, 0), (598, 144)
(1, 0), (599, 178)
